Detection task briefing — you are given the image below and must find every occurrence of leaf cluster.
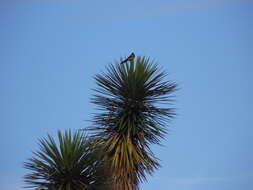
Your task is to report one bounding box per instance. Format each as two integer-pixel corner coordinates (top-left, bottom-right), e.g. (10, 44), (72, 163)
(89, 57), (177, 190)
(24, 130), (111, 190)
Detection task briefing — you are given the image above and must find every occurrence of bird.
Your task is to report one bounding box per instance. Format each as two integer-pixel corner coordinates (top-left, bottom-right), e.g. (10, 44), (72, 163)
(120, 52), (135, 64)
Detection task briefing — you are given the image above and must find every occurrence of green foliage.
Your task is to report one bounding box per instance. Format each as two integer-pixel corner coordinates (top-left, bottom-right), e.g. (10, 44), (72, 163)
(89, 57), (177, 190)
(23, 55), (177, 190)
(24, 130), (111, 190)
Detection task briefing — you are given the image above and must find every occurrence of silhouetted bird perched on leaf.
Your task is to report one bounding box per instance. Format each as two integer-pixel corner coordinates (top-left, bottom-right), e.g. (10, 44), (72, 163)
(120, 52), (135, 64)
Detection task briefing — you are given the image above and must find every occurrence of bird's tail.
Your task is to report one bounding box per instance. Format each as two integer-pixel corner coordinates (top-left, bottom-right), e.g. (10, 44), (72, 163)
(120, 60), (127, 64)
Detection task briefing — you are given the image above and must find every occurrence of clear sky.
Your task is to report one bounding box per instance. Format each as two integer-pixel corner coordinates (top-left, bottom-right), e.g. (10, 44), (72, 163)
(0, 0), (253, 190)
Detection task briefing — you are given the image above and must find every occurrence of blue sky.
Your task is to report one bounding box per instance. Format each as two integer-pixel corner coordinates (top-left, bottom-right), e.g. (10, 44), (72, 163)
(0, 0), (253, 190)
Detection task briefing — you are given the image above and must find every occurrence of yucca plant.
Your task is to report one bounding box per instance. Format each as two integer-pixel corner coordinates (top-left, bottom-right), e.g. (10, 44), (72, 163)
(89, 56), (177, 190)
(24, 130), (111, 190)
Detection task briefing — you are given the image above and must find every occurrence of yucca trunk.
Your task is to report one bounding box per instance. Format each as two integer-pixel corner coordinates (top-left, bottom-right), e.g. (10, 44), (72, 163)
(90, 56), (177, 190)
